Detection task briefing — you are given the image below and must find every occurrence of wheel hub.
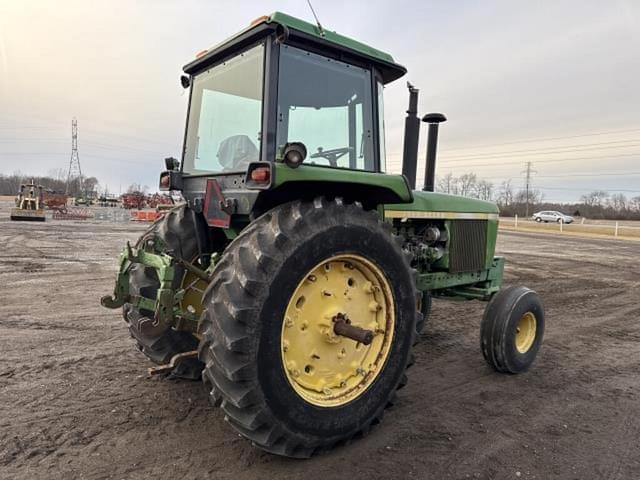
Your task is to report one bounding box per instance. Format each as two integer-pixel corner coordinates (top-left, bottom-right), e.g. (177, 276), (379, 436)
(515, 311), (537, 353)
(281, 254), (395, 407)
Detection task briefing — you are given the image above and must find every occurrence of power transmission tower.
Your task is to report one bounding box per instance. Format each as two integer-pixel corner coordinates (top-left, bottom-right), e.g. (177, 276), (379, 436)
(66, 118), (83, 196)
(521, 161), (537, 217)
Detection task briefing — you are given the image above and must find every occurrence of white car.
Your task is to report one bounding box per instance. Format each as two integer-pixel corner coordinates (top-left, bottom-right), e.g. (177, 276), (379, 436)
(532, 211), (574, 224)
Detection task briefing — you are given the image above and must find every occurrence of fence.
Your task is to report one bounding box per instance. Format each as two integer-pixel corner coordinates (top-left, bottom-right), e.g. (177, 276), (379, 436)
(500, 216), (640, 240)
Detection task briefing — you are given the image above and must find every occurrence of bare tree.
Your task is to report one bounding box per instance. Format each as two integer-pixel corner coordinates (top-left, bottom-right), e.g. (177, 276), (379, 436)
(608, 193), (627, 212)
(497, 180), (514, 207)
(581, 190), (609, 207)
(515, 188), (543, 205)
(47, 168), (67, 182)
(82, 176), (100, 196)
(127, 183), (147, 194)
(476, 179), (494, 201)
(458, 173), (477, 197)
(437, 173), (455, 194)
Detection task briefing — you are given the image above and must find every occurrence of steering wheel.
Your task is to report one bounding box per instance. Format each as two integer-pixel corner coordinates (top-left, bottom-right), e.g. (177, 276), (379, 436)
(309, 147), (353, 167)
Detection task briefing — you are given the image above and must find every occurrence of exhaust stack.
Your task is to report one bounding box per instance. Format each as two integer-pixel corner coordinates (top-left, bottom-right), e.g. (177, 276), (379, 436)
(422, 113), (447, 192)
(401, 83), (420, 190)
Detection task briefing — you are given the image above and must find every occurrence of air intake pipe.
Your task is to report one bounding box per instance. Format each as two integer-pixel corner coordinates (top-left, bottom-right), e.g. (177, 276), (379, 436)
(401, 83), (420, 190)
(422, 113), (447, 192)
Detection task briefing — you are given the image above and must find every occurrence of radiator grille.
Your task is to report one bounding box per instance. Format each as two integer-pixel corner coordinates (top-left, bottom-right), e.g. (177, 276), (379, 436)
(449, 220), (487, 273)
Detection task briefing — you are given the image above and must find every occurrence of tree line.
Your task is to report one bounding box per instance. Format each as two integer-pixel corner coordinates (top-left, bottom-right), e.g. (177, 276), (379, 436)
(437, 172), (640, 220)
(0, 170), (100, 198)
(2, 169), (638, 220)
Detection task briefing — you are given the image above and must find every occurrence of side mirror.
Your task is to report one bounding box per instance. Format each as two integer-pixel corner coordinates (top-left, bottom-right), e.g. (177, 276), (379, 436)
(282, 142), (307, 169)
(165, 157), (180, 171)
(180, 75), (191, 89)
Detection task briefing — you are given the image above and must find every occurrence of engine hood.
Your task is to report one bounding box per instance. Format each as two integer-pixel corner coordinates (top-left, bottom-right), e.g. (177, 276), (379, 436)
(384, 191), (499, 220)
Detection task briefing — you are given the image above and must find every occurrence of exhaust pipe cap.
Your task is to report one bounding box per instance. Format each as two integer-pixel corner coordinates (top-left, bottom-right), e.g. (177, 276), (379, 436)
(422, 113), (447, 124)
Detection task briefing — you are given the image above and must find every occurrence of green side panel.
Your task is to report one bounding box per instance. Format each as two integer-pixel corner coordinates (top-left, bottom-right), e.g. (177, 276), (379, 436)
(268, 12), (396, 65)
(272, 163), (413, 203)
(385, 191), (499, 214)
(417, 256), (504, 300)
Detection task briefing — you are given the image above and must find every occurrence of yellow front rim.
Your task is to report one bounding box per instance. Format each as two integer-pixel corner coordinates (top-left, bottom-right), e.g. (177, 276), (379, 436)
(515, 311), (537, 353)
(281, 254), (395, 407)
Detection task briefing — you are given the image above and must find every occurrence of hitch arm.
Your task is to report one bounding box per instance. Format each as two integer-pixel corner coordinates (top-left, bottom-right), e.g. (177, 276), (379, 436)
(100, 244), (132, 309)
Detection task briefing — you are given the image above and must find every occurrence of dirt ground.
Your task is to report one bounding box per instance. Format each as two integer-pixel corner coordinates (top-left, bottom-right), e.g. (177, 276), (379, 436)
(1, 203), (640, 480)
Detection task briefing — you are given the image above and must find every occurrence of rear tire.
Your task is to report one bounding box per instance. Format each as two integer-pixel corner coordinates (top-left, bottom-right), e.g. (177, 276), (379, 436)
(480, 286), (544, 374)
(124, 205), (205, 379)
(199, 198), (418, 457)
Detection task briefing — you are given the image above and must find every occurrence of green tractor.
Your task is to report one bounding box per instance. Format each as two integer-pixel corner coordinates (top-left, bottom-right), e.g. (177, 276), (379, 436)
(102, 12), (544, 457)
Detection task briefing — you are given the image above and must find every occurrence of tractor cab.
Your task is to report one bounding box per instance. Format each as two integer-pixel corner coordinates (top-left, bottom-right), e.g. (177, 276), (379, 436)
(180, 13), (405, 176)
(162, 12), (411, 217)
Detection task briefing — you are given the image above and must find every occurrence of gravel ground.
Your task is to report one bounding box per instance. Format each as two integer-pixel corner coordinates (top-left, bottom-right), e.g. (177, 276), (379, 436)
(1, 203), (639, 479)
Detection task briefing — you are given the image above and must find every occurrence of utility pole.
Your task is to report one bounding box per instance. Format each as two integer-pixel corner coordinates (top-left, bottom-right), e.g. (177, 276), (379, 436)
(521, 161), (536, 217)
(66, 118), (83, 196)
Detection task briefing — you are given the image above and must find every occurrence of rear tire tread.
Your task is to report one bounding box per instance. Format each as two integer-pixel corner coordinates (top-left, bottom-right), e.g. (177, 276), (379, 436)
(198, 198), (418, 457)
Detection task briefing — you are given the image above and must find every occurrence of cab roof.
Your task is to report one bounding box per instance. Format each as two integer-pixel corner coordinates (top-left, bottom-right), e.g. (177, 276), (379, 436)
(183, 11), (407, 84)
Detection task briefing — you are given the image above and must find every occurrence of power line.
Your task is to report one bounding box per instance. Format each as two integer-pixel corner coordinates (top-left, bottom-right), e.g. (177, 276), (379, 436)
(537, 186), (640, 193)
(0, 151), (155, 166)
(439, 171), (640, 179)
(438, 126), (640, 153)
(0, 138), (167, 155)
(438, 152), (640, 169)
(0, 138), (68, 143)
(0, 125), (177, 148)
(534, 172), (640, 178)
(439, 141), (640, 162)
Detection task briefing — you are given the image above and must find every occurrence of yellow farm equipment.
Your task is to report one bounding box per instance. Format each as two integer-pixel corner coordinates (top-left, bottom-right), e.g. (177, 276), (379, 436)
(10, 181), (46, 222)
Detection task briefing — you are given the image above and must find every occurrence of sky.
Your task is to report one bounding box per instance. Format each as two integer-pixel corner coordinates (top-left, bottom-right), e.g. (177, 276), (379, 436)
(0, 0), (638, 202)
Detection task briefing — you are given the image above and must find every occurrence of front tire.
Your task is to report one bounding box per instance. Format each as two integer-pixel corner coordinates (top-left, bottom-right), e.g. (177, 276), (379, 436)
(480, 286), (544, 374)
(199, 198), (418, 457)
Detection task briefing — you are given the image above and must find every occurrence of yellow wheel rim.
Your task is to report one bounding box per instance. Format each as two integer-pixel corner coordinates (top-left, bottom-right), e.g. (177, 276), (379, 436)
(179, 271), (207, 319)
(281, 254), (395, 407)
(515, 311), (537, 353)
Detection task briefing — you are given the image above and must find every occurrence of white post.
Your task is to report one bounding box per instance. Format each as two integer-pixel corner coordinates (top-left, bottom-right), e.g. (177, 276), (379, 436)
(581, 217), (585, 225)
(560, 218), (563, 232)
(615, 221), (619, 237)
(515, 214), (518, 229)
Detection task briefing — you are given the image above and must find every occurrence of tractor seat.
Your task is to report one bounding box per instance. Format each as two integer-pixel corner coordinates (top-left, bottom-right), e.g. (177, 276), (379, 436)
(217, 135), (259, 171)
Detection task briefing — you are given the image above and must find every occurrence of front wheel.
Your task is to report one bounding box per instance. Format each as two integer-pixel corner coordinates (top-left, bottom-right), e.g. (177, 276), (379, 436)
(535, 217), (542, 222)
(198, 198), (418, 457)
(480, 286), (544, 374)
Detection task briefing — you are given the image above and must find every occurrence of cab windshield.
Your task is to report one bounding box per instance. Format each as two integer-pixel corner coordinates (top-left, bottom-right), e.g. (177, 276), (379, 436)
(276, 45), (375, 171)
(183, 44), (264, 174)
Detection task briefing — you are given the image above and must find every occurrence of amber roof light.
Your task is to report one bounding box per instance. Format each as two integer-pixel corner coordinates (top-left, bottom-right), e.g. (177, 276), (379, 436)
(250, 15), (269, 27)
